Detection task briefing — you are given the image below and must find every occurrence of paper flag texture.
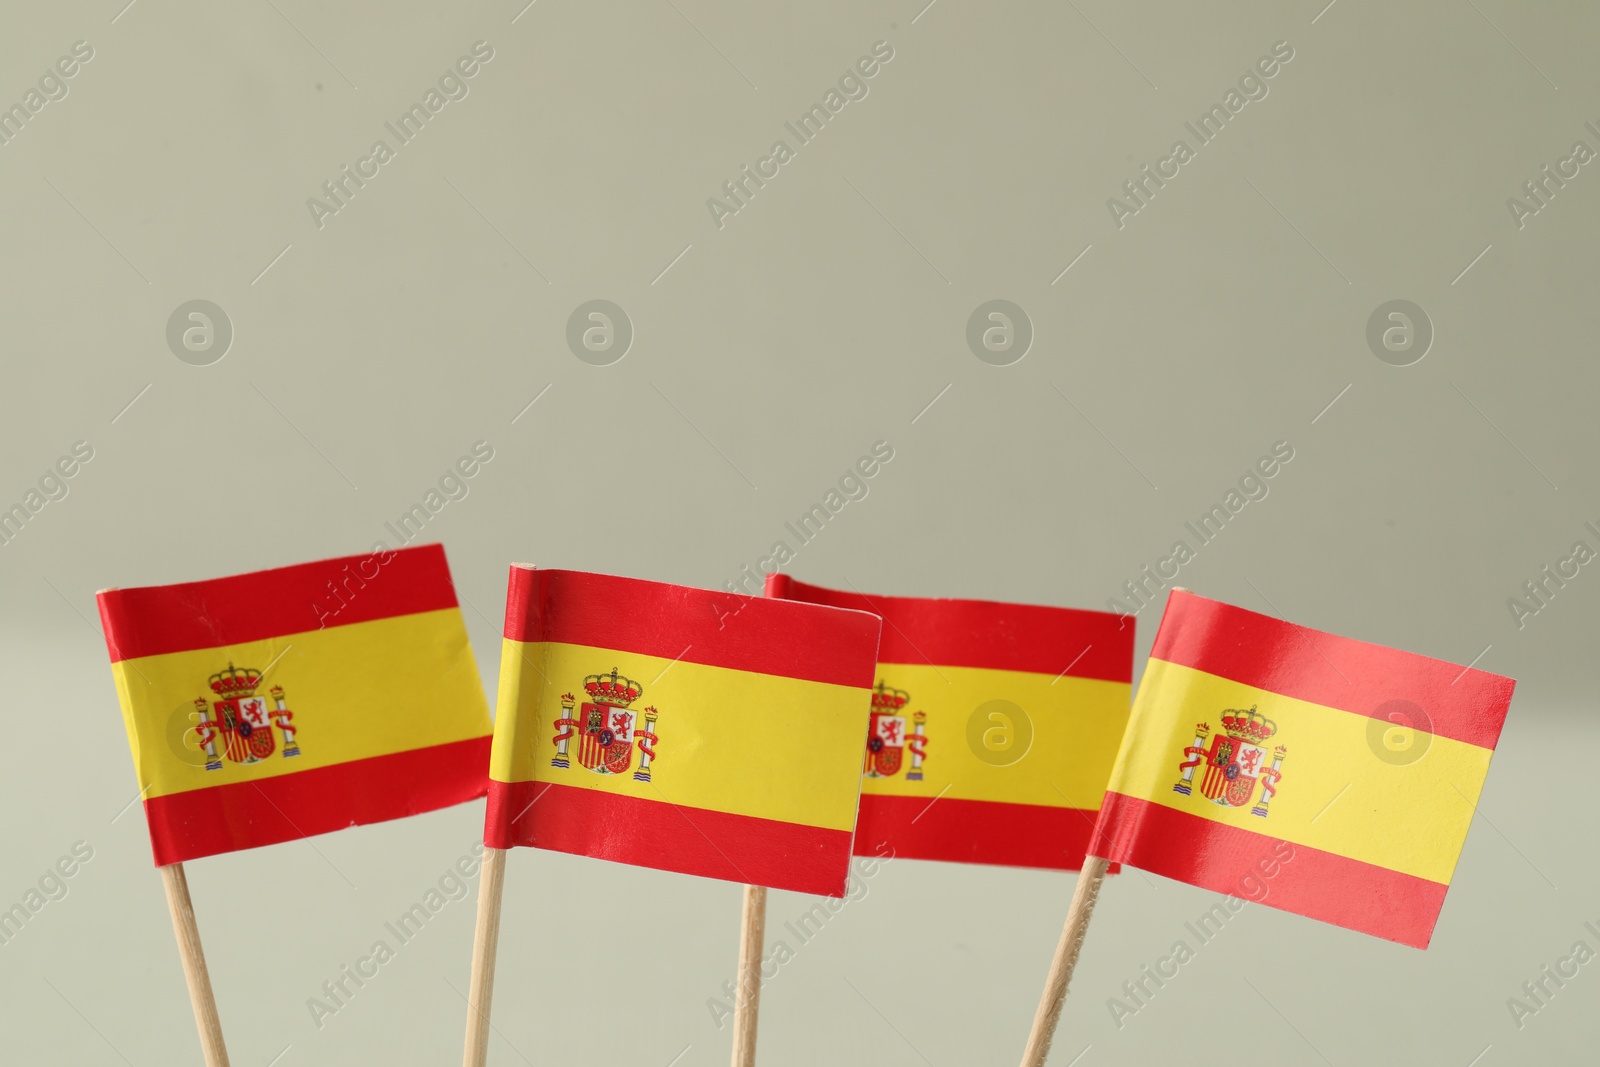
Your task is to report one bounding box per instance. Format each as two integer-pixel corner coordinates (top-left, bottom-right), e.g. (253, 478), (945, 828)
(98, 544), (493, 865)
(767, 574), (1134, 870)
(1091, 589), (1516, 948)
(485, 567), (882, 896)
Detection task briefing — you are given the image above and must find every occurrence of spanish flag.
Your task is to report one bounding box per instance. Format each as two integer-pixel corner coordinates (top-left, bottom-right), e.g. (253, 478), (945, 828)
(98, 544), (493, 865)
(484, 567), (882, 896)
(1092, 589), (1515, 948)
(766, 575), (1134, 870)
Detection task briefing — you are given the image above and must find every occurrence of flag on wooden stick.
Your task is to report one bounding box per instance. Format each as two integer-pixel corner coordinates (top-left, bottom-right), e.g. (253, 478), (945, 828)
(463, 566), (882, 1067)
(1020, 588), (1516, 1067)
(766, 574), (1134, 870)
(98, 544), (494, 1067)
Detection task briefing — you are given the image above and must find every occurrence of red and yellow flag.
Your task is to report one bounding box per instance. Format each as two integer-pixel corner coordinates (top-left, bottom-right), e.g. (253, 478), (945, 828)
(485, 567), (882, 896)
(1091, 589), (1515, 948)
(98, 544), (493, 865)
(766, 575), (1134, 870)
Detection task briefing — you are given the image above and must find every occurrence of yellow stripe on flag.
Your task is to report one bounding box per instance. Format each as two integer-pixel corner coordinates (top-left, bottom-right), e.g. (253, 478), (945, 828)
(858, 663), (1130, 809)
(491, 639), (869, 832)
(112, 608), (489, 800)
(1107, 658), (1492, 884)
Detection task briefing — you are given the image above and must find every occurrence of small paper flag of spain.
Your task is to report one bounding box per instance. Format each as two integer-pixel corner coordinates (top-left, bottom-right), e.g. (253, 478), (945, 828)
(766, 575), (1135, 870)
(98, 544), (494, 865)
(484, 566), (882, 896)
(1091, 589), (1516, 948)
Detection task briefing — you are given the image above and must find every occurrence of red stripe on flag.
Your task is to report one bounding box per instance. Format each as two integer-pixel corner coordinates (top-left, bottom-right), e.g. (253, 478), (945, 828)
(1151, 590), (1514, 750)
(765, 574), (1134, 682)
(142, 736), (491, 865)
(98, 544), (461, 662)
(503, 568), (882, 690)
(853, 794), (1104, 871)
(485, 780), (854, 897)
(1091, 791), (1449, 948)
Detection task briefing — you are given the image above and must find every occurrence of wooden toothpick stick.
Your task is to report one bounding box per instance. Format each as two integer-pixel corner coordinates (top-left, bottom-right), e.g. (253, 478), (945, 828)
(158, 862), (231, 1067)
(462, 847), (508, 1067)
(1019, 855), (1110, 1067)
(729, 884), (768, 1067)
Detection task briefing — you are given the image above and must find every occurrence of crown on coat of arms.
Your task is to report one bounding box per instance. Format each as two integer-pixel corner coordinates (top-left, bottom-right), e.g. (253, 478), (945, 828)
(585, 668), (642, 707)
(1221, 705), (1276, 742)
(871, 681), (909, 711)
(209, 663), (261, 698)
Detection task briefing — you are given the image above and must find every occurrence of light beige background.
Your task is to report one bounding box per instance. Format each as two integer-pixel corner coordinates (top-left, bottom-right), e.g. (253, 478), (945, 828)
(2, 1), (1597, 1064)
